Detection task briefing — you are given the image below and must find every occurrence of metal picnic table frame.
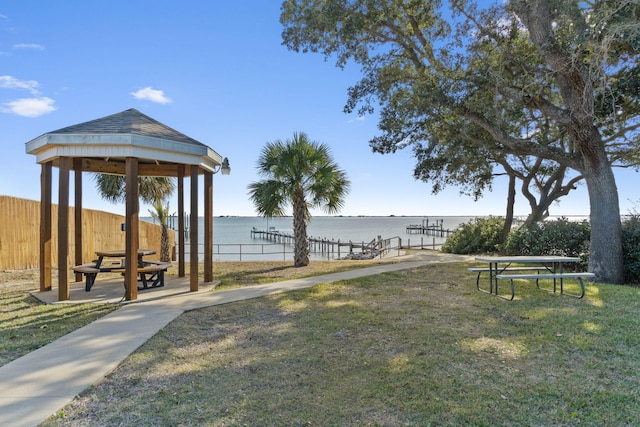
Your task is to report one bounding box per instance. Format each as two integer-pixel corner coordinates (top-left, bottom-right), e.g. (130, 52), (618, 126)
(474, 255), (582, 299)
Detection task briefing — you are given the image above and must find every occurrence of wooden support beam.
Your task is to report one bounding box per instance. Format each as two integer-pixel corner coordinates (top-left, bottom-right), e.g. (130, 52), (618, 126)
(178, 165), (185, 277)
(74, 158), (83, 283)
(81, 158), (180, 177)
(125, 157), (139, 301)
(58, 157), (70, 301)
(190, 165), (199, 291)
(40, 162), (52, 292)
(204, 171), (213, 283)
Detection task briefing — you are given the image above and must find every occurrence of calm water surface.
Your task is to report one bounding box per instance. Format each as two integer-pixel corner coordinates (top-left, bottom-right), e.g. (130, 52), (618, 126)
(144, 215), (587, 261)
(145, 216), (470, 261)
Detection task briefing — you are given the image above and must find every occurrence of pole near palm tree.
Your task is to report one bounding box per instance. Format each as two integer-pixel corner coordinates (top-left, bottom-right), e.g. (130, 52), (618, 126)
(248, 132), (350, 267)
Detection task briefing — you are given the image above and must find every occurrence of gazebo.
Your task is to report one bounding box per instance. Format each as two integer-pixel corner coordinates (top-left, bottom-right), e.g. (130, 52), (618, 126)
(25, 108), (230, 301)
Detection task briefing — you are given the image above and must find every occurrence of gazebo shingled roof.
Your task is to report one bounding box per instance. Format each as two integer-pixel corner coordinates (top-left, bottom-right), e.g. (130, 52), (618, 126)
(50, 108), (205, 145)
(26, 108), (223, 176)
(26, 108), (227, 301)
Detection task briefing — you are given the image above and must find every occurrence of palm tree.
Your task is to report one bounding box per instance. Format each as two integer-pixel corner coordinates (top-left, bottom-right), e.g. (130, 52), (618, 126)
(149, 201), (172, 262)
(94, 174), (175, 258)
(248, 132), (350, 267)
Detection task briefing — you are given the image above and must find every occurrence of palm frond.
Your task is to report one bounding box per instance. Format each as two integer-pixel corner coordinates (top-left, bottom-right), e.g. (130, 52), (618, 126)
(93, 174), (176, 205)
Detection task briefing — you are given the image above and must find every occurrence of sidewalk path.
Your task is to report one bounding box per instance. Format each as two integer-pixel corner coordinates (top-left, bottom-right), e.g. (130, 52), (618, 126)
(0, 253), (471, 427)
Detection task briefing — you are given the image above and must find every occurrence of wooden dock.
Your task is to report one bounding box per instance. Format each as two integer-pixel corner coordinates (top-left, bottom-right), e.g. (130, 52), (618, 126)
(406, 218), (455, 237)
(250, 227), (390, 259)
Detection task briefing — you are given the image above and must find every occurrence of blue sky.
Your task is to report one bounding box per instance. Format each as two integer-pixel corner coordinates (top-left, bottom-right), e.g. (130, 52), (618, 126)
(1, 1), (638, 218)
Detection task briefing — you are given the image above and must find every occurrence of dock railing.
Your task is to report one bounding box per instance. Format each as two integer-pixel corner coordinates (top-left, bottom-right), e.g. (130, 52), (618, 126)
(181, 235), (444, 262)
(399, 236), (444, 251)
(367, 236), (444, 258)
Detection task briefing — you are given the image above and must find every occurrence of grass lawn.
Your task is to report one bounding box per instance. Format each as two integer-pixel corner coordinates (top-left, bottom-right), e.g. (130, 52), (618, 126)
(41, 261), (640, 426)
(0, 270), (118, 367)
(0, 259), (396, 367)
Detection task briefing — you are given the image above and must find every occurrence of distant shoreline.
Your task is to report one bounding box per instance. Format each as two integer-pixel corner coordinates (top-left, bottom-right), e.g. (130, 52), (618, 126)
(178, 214), (592, 219)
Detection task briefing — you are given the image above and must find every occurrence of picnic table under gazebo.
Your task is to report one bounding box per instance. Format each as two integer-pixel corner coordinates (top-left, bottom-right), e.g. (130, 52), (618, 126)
(26, 108), (229, 301)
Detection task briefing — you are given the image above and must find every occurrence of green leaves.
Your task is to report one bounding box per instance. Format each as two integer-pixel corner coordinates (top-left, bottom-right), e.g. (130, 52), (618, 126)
(93, 174), (175, 205)
(248, 132), (350, 266)
(249, 132), (350, 219)
(280, 0), (640, 183)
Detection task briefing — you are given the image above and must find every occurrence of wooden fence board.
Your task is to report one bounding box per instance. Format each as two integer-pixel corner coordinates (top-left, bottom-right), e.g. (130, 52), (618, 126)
(0, 196), (174, 270)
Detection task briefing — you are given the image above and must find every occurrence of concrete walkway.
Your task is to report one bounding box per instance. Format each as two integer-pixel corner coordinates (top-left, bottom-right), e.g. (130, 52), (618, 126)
(0, 253), (470, 427)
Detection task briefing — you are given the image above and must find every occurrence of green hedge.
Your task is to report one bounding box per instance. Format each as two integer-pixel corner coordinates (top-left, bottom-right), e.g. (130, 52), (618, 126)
(622, 215), (640, 284)
(441, 217), (504, 254)
(502, 218), (591, 257)
(502, 218), (590, 271)
(442, 215), (640, 284)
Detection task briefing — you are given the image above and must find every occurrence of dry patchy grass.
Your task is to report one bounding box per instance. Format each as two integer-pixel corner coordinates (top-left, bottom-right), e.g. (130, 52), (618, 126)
(0, 258), (397, 368)
(44, 262), (640, 426)
(209, 258), (400, 289)
(0, 270), (118, 366)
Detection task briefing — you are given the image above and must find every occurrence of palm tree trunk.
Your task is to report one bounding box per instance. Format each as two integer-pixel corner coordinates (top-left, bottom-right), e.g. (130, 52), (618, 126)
(292, 190), (309, 267)
(160, 224), (170, 262)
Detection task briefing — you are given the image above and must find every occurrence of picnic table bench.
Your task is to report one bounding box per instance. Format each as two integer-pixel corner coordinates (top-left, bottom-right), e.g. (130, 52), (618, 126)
(72, 249), (171, 292)
(495, 272), (594, 300)
(468, 266), (548, 292)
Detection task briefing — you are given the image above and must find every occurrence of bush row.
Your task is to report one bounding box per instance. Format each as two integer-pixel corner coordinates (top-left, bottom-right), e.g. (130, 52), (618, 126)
(441, 216), (640, 284)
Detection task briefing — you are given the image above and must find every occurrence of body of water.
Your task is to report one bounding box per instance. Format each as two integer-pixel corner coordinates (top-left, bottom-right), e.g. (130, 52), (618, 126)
(212, 216), (466, 245)
(146, 216), (470, 261)
(143, 215), (588, 261)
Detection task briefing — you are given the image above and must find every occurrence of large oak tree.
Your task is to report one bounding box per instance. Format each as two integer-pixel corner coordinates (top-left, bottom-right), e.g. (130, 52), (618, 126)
(281, 0), (640, 283)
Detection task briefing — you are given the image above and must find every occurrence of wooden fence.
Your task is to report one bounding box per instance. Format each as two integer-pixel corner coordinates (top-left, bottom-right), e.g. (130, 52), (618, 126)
(0, 195), (173, 270)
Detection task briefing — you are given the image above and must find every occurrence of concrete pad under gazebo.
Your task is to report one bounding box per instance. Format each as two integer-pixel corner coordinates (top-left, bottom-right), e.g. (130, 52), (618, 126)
(25, 108), (230, 301)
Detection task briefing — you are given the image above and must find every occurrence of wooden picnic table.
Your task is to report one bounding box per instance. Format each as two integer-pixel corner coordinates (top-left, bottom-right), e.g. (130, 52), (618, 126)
(73, 249), (171, 292)
(95, 248), (157, 269)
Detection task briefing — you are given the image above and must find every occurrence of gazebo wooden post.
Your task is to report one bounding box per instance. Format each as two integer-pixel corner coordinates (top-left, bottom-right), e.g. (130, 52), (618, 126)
(40, 162), (52, 292)
(178, 165), (185, 277)
(74, 158), (83, 283)
(190, 165), (199, 291)
(124, 157), (139, 301)
(58, 157), (71, 301)
(204, 171), (213, 283)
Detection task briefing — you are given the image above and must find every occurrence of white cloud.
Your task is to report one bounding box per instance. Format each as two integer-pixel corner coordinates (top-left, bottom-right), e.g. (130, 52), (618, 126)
(2, 97), (56, 117)
(13, 43), (45, 50)
(0, 75), (40, 94)
(348, 116), (366, 124)
(130, 86), (172, 104)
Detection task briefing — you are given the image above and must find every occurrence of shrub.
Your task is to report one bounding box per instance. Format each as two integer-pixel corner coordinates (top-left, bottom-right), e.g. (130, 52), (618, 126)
(622, 215), (640, 284)
(452, 213), (640, 284)
(441, 217), (505, 254)
(503, 218), (590, 269)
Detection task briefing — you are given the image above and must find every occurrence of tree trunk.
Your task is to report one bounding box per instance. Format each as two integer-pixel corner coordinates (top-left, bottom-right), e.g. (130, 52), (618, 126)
(292, 190), (309, 267)
(584, 161), (624, 284)
(160, 224), (170, 262)
(523, 205), (549, 226)
(511, 0), (625, 283)
(501, 173), (516, 244)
